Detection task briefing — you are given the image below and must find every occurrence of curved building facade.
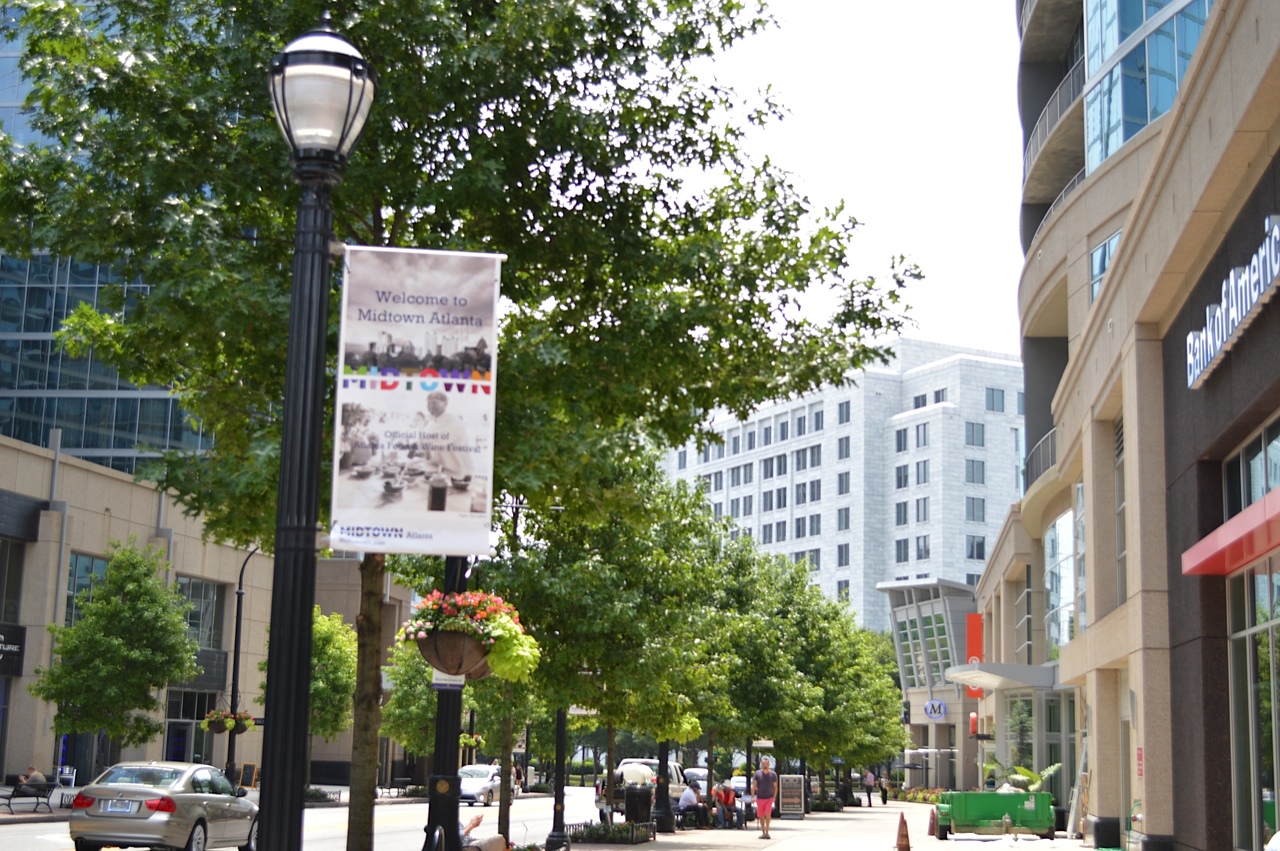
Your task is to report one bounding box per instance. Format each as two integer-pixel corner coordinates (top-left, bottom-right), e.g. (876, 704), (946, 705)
(958, 1), (1280, 849)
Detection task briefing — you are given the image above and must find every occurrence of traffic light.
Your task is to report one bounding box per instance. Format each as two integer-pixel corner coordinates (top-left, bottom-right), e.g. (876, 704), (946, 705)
(900, 700), (911, 724)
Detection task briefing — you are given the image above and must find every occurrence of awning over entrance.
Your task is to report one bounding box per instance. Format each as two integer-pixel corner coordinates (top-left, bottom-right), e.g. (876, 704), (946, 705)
(943, 662), (1057, 691)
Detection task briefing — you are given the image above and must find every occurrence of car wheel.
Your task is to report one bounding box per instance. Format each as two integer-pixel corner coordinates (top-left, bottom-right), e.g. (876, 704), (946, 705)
(73, 840), (102, 851)
(483, 790), (492, 806)
(186, 822), (208, 851)
(240, 817), (259, 851)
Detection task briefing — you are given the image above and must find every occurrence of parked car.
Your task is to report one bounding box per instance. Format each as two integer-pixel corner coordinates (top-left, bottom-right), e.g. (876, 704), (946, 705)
(594, 761), (655, 820)
(618, 758), (688, 804)
(683, 767), (708, 790)
(68, 760), (257, 851)
(459, 763), (513, 807)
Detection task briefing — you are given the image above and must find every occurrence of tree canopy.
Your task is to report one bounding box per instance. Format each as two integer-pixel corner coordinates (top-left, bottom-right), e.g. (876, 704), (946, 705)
(29, 539), (200, 748)
(0, 0), (910, 548)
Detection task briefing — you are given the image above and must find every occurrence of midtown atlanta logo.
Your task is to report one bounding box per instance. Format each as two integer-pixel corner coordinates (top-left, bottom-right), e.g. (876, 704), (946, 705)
(342, 366), (492, 394)
(1187, 214), (1280, 389)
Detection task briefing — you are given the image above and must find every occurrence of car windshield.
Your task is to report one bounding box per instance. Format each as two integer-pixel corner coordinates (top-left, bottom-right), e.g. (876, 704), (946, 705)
(459, 767), (493, 778)
(95, 766), (184, 787)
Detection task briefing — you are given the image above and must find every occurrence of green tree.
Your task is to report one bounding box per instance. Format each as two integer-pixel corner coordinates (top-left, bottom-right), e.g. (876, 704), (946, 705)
(258, 606), (358, 741)
(380, 638), (440, 758)
(0, 5), (911, 846)
(29, 539), (200, 760)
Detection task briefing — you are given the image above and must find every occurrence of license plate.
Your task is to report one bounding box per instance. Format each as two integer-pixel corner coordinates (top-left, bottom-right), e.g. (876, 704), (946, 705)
(105, 799), (134, 813)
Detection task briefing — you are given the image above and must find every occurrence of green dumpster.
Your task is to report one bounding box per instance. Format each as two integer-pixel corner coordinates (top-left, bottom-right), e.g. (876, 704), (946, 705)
(933, 790), (1055, 840)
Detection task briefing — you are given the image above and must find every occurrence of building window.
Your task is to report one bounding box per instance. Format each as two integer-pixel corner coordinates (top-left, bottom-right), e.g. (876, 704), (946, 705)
(795, 517), (806, 539)
(776, 453), (787, 475)
(762, 456), (774, 479)
(731, 435), (741, 455)
(1090, 230), (1122, 303)
(0, 539), (22, 623)
(913, 393), (927, 409)
(747, 430), (756, 451)
(966, 496), (986, 522)
(966, 535), (986, 561)
(916, 497), (929, 523)
(966, 573), (981, 586)
(837, 579), (849, 601)
(809, 514), (821, 536)
(762, 425), (772, 446)
(730, 466), (742, 487)
(896, 465), (909, 489)
(934, 388), (947, 403)
(1224, 416), (1280, 520)
(742, 463), (753, 484)
(837, 471), (851, 495)
(809, 479), (821, 502)
(966, 422), (985, 447)
(838, 436), (850, 459)
(775, 520), (787, 542)
(916, 459), (929, 485)
(713, 471), (724, 490)
(895, 539), (909, 563)
(795, 482), (807, 505)
(837, 544), (850, 567)
(812, 410), (824, 432)
(677, 449), (687, 470)
(916, 422), (928, 448)
(895, 502), (908, 526)
(776, 487), (787, 509)
(795, 415), (806, 437)
(808, 549), (821, 569)
(916, 535), (930, 560)
(794, 449), (808, 472)
(838, 400), (851, 424)
(761, 523), (773, 544)
(1017, 391), (1025, 416)
(762, 490), (774, 512)
(986, 387), (1005, 412)
(809, 445), (821, 467)
(743, 494), (754, 516)
(837, 507), (850, 531)
(1115, 417), (1127, 602)
(66, 552), (109, 626)
(895, 428), (908, 452)
(715, 443), (725, 459)
(778, 420), (789, 441)
(713, 502), (722, 519)
(176, 576), (226, 649)
(966, 459), (986, 484)
(729, 498), (740, 518)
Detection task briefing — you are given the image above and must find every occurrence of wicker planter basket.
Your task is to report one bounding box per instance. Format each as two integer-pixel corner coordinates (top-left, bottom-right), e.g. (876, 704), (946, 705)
(416, 631), (490, 676)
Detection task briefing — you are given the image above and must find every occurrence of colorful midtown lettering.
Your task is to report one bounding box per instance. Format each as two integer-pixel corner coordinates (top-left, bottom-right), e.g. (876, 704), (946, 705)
(341, 366), (492, 394)
(1186, 214), (1280, 389)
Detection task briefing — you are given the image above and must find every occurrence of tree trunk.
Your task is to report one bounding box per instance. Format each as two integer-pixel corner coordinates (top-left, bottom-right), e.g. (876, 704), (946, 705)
(604, 724), (616, 824)
(346, 552), (385, 851)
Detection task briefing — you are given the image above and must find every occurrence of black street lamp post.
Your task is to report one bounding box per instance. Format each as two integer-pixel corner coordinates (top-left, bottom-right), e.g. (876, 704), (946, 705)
(225, 545), (259, 783)
(423, 556), (470, 851)
(545, 708), (569, 851)
(262, 16), (375, 851)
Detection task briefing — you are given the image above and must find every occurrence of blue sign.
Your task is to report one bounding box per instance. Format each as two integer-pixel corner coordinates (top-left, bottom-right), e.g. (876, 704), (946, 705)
(923, 699), (947, 720)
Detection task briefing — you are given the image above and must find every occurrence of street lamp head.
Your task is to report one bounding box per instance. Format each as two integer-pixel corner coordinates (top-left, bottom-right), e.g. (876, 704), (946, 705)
(268, 12), (376, 184)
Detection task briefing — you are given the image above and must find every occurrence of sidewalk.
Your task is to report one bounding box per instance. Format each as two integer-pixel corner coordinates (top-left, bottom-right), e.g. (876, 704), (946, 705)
(574, 802), (1088, 851)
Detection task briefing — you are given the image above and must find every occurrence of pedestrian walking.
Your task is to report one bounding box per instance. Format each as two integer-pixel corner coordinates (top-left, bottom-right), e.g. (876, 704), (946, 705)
(864, 769), (875, 807)
(752, 757), (779, 839)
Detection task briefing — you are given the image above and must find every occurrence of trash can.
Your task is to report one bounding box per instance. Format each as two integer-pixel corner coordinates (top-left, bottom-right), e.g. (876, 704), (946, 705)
(625, 785), (653, 823)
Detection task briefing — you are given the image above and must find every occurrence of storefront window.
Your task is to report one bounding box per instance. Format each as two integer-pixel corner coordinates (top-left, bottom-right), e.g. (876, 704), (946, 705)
(1045, 509), (1077, 659)
(1229, 558), (1280, 848)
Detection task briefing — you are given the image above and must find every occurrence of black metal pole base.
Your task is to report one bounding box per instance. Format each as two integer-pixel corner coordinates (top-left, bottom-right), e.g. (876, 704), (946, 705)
(652, 740), (674, 833)
(424, 557), (469, 851)
(545, 708), (570, 851)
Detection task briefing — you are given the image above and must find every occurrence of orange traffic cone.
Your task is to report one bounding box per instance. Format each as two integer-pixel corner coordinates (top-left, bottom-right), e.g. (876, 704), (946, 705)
(927, 806), (936, 837)
(895, 811), (910, 851)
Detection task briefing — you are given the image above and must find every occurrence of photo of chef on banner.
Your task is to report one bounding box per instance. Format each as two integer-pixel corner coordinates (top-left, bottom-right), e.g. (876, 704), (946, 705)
(330, 247), (503, 557)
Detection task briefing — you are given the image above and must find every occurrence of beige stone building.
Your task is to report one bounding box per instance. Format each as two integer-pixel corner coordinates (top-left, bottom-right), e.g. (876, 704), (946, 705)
(948, 1), (1280, 849)
(0, 432), (412, 787)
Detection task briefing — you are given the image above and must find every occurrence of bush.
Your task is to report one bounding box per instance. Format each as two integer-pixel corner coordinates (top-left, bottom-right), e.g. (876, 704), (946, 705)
(406, 786), (430, 798)
(567, 821), (652, 844)
(529, 782), (552, 793)
(811, 800), (843, 812)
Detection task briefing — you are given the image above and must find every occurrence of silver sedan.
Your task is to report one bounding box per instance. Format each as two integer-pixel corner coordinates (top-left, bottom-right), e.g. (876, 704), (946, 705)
(69, 761), (257, 851)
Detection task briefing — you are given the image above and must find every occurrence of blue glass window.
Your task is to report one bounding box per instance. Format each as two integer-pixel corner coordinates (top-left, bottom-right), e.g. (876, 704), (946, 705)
(1147, 19), (1176, 120)
(1176, 0), (1208, 80)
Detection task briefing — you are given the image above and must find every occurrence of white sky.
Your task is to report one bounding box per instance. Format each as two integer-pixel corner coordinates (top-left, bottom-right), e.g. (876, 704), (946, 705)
(705, 1), (1026, 356)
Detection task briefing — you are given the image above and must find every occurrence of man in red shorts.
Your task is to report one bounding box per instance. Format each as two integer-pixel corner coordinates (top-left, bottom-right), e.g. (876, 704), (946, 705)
(751, 757), (778, 839)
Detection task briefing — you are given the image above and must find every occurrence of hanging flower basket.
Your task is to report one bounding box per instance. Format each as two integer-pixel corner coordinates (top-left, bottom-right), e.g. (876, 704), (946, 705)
(200, 709), (256, 734)
(400, 590), (541, 683)
(415, 630), (490, 677)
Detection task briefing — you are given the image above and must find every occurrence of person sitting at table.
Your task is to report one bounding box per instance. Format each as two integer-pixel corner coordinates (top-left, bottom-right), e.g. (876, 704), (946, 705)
(678, 780), (711, 828)
(714, 781), (738, 828)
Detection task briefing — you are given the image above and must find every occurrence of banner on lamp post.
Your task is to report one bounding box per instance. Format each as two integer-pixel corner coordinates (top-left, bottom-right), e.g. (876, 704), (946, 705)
(329, 246), (504, 556)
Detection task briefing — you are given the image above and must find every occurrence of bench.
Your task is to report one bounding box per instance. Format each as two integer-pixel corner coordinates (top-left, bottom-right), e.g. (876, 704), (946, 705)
(378, 776), (412, 798)
(0, 781), (56, 814)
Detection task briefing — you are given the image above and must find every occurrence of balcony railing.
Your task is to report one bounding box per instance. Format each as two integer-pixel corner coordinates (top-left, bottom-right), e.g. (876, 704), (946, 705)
(1018, 0), (1033, 37)
(1029, 167), (1086, 248)
(1024, 56), (1086, 180)
(1024, 428), (1057, 490)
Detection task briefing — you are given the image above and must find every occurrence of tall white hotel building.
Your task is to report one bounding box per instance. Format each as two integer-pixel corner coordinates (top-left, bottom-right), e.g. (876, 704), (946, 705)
(664, 338), (1024, 631)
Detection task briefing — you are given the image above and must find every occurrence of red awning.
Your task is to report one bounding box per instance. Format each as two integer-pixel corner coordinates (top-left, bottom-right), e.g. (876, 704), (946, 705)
(1182, 488), (1280, 575)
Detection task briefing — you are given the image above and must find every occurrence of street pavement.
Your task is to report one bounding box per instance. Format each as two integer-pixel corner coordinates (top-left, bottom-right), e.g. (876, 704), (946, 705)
(0, 785), (1092, 850)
